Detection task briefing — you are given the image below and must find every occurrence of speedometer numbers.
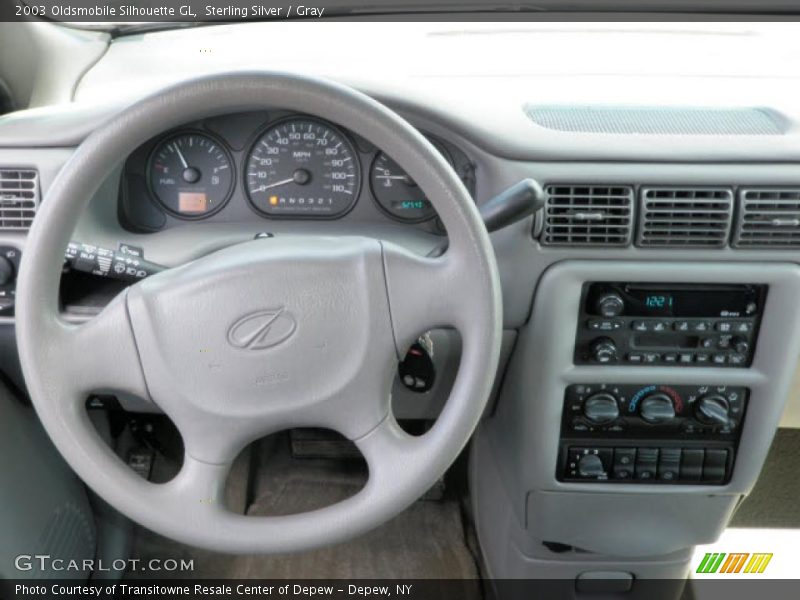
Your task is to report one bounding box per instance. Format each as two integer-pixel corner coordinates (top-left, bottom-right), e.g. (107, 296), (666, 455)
(245, 118), (361, 218)
(148, 132), (234, 218)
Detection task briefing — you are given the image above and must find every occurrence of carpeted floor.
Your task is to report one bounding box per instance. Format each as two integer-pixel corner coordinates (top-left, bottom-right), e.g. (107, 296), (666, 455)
(125, 437), (480, 585)
(730, 428), (800, 528)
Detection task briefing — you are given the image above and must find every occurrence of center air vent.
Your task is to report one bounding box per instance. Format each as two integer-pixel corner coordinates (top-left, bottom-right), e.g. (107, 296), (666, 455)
(637, 187), (733, 248)
(733, 189), (800, 248)
(0, 169), (39, 230)
(540, 185), (634, 246)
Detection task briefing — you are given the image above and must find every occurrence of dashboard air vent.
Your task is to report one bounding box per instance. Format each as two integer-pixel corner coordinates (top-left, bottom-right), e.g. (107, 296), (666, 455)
(540, 185), (633, 246)
(637, 187), (733, 248)
(733, 189), (800, 248)
(0, 169), (39, 230)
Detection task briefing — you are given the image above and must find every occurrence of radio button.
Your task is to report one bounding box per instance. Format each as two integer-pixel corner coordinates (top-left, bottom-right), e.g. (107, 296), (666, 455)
(674, 321), (691, 332)
(662, 353), (678, 363)
(712, 354), (728, 365)
(692, 321), (712, 332)
(632, 321), (649, 332)
(735, 322), (752, 333)
(700, 337), (715, 349)
(651, 321), (669, 332)
(588, 319), (622, 331)
(716, 322), (733, 333)
(643, 352), (660, 364)
(696, 353), (711, 364)
(678, 353), (694, 364)
(729, 353), (747, 366)
(627, 353), (644, 363)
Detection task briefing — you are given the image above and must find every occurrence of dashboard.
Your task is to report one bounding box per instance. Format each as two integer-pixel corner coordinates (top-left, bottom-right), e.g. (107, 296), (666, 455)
(4, 19), (800, 585)
(119, 111), (474, 235)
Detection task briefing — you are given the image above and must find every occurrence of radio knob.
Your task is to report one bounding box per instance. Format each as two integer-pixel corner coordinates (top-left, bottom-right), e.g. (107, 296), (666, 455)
(583, 392), (620, 424)
(731, 337), (750, 354)
(694, 395), (730, 427)
(639, 393), (676, 424)
(595, 292), (625, 317)
(590, 338), (618, 364)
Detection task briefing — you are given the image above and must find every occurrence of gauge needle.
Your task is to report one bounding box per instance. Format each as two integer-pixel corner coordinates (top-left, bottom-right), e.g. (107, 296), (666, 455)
(261, 177), (295, 190)
(173, 143), (189, 169)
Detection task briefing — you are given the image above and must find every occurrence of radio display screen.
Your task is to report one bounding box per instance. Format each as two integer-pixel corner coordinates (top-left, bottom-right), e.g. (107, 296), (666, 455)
(622, 285), (758, 318)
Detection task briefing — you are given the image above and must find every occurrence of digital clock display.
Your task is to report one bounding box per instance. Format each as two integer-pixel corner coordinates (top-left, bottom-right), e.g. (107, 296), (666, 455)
(644, 295), (674, 310)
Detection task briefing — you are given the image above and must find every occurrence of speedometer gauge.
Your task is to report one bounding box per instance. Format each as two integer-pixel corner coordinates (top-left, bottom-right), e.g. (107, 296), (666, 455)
(245, 118), (361, 218)
(370, 139), (453, 223)
(149, 132), (234, 219)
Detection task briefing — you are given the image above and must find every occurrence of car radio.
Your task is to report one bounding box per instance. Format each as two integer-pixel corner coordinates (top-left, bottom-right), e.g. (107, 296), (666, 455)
(558, 383), (747, 485)
(574, 282), (766, 367)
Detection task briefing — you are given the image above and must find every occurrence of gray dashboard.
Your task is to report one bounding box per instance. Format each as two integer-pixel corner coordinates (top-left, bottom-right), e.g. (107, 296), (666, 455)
(3, 20), (800, 585)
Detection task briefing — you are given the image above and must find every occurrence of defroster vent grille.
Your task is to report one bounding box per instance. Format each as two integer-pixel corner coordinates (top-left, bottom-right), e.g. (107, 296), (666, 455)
(637, 187), (733, 247)
(541, 185), (634, 246)
(0, 169), (39, 230)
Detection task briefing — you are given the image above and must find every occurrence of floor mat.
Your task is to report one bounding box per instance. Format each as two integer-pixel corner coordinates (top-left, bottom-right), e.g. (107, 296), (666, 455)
(126, 455), (480, 586)
(730, 428), (800, 528)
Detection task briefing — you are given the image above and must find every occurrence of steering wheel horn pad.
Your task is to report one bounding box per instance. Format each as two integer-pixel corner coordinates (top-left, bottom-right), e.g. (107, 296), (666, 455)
(15, 73), (502, 553)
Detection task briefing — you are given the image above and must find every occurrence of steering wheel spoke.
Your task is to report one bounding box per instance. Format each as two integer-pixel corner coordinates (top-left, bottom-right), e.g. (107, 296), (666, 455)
(50, 291), (149, 403)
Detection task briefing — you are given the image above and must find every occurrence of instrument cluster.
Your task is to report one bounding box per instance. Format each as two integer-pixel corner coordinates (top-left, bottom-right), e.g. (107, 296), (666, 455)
(119, 111), (475, 233)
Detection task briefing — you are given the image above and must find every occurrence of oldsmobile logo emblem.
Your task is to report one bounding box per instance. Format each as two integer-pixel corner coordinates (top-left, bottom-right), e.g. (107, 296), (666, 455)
(227, 308), (297, 350)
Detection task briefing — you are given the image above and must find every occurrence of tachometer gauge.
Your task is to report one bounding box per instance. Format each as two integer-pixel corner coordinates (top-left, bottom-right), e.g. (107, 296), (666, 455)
(148, 132), (234, 218)
(370, 140), (453, 223)
(245, 118), (361, 218)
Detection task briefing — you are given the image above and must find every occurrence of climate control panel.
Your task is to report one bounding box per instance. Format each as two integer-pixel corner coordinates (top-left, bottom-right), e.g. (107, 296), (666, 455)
(558, 383), (747, 485)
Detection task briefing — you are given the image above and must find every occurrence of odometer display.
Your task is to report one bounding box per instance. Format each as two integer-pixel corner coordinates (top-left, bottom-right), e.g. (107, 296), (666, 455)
(245, 118), (361, 218)
(149, 132), (234, 218)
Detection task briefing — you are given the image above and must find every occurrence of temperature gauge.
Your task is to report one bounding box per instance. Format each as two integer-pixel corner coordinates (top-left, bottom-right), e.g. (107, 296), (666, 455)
(369, 140), (453, 223)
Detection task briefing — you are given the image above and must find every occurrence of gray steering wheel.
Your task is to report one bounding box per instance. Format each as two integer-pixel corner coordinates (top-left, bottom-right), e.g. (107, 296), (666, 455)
(15, 73), (502, 553)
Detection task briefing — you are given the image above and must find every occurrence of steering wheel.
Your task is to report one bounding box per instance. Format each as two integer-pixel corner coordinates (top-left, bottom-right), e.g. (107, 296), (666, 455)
(15, 73), (502, 553)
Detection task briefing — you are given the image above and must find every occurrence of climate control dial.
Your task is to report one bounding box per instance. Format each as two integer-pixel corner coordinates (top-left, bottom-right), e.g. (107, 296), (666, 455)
(639, 393), (676, 424)
(582, 392), (620, 424)
(694, 395), (730, 427)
